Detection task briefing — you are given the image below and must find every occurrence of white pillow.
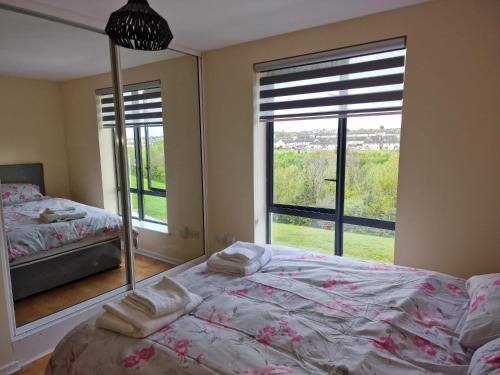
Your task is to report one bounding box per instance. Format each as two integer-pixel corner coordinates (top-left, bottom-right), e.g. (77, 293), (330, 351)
(467, 337), (500, 375)
(459, 273), (500, 348)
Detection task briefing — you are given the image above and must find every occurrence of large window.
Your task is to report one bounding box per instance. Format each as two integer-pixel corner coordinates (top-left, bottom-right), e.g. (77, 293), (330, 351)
(257, 38), (406, 263)
(97, 81), (167, 225)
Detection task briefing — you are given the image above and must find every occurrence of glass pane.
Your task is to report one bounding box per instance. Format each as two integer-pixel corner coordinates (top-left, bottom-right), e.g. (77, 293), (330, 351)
(343, 224), (395, 264)
(271, 213), (334, 254)
(119, 48), (204, 282)
(130, 192), (139, 219)
(143, 194), (167, 223)
(273, 118), (337, 209)
(344, 114), (401, 221)
(0, 7), (132, 327)
(144, 127), (166, 191)
(126, 128), (137, 189)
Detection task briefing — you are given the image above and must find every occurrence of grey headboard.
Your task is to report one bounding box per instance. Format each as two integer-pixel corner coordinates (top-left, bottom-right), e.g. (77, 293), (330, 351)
(0, 163), (45, 195)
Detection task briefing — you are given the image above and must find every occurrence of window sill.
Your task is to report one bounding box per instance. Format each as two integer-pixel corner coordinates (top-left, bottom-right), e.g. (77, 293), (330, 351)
(132, 219), (168, 234)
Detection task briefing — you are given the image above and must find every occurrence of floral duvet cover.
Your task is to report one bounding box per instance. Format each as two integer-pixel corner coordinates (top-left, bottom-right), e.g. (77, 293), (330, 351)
(48, 246), (472, 375)
(4, 197), (123, 262)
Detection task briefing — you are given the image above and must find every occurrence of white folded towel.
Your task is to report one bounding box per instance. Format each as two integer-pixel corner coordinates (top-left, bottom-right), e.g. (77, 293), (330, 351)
(207, 245), (273, 276)
(217, 241), (266, 264)
(97, 293), (202, 338)
(123, 277), (192, 317)
(39, 208), (87, 223)
(45, 206), (76, 214)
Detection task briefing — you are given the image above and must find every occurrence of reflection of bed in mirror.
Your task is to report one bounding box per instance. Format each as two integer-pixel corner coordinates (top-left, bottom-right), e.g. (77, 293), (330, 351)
(0, 163), (125, 301)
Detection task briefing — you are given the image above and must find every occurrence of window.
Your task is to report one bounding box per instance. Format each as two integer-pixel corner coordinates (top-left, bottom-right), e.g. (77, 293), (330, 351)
(256, 38), (406, 263)
(97, 81), (167, 225)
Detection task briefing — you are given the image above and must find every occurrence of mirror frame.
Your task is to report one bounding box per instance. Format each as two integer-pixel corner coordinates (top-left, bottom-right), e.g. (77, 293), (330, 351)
(0, 3), (207, 338)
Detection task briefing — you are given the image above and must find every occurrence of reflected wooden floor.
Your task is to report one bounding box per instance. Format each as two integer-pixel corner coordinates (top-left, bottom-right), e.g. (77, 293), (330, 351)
(15, 254), (174, 327)
(14, 354), (51, 375)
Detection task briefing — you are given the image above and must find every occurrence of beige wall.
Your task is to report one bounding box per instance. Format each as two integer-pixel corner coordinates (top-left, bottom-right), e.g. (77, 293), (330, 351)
(61, 56), (204, 263)
(0, 76), (71, 198)
(203, 0), (500, 277)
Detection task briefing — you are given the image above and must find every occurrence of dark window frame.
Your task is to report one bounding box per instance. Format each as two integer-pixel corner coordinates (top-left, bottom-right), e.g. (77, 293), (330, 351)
(112, 126), (167, 226)
(266, 117), (396, 256)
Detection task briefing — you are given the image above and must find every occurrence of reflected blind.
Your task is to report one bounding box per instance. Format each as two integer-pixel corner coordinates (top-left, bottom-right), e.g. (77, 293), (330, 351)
(255, 38), (406, 121)
(96, 80), (163, 127)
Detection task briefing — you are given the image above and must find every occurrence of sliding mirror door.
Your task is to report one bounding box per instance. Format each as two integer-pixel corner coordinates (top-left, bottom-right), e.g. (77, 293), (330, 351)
(111, 48), (204, 280)
(0, 8), (132, 328)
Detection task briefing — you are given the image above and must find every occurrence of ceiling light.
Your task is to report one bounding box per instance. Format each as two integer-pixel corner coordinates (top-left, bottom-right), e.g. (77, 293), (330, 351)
(105, 0), (173, 51)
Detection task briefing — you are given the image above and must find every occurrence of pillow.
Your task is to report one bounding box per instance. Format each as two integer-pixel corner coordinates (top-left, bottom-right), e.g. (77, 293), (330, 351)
(460, 273), (500, 348)
(467, 337), (500, 375)
(0, 183), (43, 206)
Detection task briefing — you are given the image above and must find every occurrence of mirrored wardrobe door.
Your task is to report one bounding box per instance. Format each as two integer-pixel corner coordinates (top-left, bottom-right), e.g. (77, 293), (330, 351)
(0, 7), (133, 328)
(114, 48), (205, 282)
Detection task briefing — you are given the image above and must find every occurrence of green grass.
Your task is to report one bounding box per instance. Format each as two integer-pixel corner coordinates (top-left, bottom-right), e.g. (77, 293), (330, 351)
(272, 222), (394, 264)
(130, 176), (168, 223)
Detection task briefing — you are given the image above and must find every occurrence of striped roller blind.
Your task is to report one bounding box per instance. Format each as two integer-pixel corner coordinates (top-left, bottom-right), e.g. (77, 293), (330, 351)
(255, 38), (406, 121)
(96, 80), (163, 127)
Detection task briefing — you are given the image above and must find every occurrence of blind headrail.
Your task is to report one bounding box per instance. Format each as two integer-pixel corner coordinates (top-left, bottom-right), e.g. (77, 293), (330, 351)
(254, 37), (406, 73)
(96, 80), (161, 96)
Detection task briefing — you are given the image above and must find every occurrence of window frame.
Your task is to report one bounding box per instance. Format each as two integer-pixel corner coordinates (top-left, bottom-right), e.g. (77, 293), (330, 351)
(112, 126), (167, 226)
(99, 80), (167, 226)
(266, 117), (396, 256)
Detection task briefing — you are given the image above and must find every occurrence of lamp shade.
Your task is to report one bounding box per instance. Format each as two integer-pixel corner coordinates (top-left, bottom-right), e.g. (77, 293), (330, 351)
(105, 0), (173, 51)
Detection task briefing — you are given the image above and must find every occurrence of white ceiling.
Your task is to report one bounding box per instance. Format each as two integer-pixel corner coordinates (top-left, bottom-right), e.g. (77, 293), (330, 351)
(0, 8), (185, 81)
(0, 0), (429, 52)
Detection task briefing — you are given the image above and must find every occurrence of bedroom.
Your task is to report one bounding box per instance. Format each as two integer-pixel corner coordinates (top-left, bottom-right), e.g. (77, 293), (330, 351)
(0, 0), (499, 374)
(0, 7), (205, 327)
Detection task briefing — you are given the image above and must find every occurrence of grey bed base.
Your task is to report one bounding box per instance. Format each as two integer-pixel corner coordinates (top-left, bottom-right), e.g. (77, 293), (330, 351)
(0, 163), (123, 301)
(10, 238), (122, 301)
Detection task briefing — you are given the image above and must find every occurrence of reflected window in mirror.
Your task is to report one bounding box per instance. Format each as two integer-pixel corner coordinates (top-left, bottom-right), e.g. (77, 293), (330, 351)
(97, 81), (168, 227)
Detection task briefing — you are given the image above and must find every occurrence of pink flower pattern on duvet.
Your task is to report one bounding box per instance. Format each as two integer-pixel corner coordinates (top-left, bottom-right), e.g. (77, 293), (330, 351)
(241, 367), (293, 375)
(470, 295), (487, 313)
(48, 246), (474, 375)
(371, 336), (398, 353)
(4, 197), (125, 262)
(122, 345), (156, 368)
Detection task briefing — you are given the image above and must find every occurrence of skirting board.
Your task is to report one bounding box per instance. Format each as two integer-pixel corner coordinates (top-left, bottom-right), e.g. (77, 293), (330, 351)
(134, 247), (183, 266)
(0, 361), (20, 375)
(10, 255), (206, 370)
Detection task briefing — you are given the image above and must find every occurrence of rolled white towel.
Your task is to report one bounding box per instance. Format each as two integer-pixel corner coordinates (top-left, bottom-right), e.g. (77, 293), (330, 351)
(217, 242), (266, 264)
(123, 277), (192, 317)
(207, 247), (273, 276)
(97, 293), (202, 338)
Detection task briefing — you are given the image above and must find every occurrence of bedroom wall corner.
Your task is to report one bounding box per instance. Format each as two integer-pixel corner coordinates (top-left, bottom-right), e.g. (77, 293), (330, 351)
(0, 76), (71, 199)
(60, 75), (110, 208)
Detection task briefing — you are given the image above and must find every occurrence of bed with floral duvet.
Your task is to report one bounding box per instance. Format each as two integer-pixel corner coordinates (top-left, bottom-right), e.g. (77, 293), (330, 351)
(48, 246), (481, 375)
(1, 181), (130, 301)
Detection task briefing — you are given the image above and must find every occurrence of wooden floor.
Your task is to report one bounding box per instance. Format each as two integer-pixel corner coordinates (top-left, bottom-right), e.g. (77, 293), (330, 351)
(15, 254), (174, 327)
(14, 354), (51, 375)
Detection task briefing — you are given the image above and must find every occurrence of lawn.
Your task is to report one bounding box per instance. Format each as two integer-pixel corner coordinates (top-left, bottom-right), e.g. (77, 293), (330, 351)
(130, 176), (168, 223)
(272, 222), (394, 264)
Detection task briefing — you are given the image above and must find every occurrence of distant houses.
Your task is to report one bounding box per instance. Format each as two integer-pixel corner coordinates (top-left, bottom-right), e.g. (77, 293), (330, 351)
(274, 128), (400, 151)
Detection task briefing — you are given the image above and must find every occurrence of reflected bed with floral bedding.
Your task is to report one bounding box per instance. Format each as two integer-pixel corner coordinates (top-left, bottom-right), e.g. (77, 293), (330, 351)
(48, 246), (473, 375)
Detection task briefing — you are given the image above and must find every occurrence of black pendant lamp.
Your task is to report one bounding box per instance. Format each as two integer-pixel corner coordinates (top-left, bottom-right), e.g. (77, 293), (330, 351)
(105, 0), (173, 51)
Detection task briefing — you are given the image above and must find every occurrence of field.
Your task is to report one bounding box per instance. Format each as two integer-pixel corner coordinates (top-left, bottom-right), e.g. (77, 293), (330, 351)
(129, 177), (168, 223)
(128, 141), (398, 263)
(272, 222), (394, 263)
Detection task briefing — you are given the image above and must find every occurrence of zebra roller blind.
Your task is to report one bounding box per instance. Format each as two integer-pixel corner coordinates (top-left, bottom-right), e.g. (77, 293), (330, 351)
(255, 38), (406, 121)
(96, 80), (163, 127)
